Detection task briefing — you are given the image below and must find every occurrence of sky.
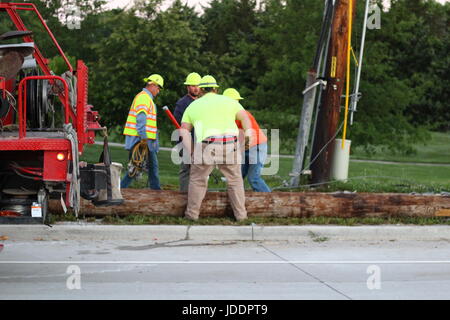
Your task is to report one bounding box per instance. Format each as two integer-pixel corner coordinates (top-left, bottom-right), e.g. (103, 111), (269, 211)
(105, 0), (210, 11)
(105, 0), (448, 11)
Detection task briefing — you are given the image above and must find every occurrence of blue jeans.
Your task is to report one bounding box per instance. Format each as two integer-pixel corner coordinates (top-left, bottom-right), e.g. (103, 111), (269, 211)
(120, 148), (161, 190)
(241, 143), (271, 192)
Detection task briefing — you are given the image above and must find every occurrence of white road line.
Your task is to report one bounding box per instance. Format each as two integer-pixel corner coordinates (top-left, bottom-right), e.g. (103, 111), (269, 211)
(1, 260), (450, 264)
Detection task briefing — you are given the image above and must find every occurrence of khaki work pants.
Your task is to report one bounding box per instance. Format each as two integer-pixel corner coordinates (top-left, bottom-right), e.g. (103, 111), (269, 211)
(185, 141), (247, 221)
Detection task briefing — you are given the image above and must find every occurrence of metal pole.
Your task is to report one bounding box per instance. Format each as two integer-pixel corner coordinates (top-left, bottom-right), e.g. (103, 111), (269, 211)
(350, 0), (370, 125)
(289, 71), (318, 187)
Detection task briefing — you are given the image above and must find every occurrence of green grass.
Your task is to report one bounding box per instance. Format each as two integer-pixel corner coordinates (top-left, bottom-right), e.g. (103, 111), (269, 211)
(80, 141), (450, 193)
(50, 214), (450, 226)
(71, 132), (450, 226)
(351, 131), (450, 164)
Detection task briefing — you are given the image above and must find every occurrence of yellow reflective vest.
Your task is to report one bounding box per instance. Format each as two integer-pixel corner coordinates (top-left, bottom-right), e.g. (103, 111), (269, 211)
(123, 90), (157, 140)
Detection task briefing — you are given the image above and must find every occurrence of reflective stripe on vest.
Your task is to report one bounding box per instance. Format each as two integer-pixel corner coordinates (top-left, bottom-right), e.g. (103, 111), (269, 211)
(123, 91), (157, 139)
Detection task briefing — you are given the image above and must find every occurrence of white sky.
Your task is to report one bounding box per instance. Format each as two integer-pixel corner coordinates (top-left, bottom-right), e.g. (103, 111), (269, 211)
(105, 0), (210, 11)
(105, 0), (448, 11)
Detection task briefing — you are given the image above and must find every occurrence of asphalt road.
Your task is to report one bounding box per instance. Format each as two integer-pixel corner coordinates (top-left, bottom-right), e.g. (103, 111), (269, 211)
(1, 235), (450, 300)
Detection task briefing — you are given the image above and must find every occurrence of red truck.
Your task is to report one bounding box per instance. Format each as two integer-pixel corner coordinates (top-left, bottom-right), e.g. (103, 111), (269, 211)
(0, 3), (122, 223)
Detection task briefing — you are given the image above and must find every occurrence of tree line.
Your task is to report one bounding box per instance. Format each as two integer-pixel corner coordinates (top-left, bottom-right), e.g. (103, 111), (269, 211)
(2, 0), (448, 154)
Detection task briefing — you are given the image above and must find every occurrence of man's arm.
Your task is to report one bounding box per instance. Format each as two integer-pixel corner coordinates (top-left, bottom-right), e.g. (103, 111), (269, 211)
(136, 112), (148, 141)
(235, 119), (245, 152)
(236, 110), (253, 147)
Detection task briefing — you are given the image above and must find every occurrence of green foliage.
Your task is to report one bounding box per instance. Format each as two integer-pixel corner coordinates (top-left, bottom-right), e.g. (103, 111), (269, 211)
(201, 0), (258, 56)
(251, 0), (323, 111)
(48, 55), (76, 75)
(347, 0), (447, 150)
(388, 0), (449, 131)
(88, 0), (209, 146)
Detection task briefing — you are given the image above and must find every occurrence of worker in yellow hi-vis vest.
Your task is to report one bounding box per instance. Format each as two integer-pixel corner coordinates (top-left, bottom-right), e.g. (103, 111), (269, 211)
(121, 74), (164, 190)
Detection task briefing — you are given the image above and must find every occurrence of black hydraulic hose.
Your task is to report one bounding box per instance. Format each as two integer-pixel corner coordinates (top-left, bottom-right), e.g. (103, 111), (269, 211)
(312, 0), (335, 71)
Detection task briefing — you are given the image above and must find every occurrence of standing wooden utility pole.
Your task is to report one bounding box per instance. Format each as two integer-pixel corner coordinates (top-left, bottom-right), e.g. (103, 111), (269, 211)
(310, 0), (356, 184)
(289, 0), (335, 187)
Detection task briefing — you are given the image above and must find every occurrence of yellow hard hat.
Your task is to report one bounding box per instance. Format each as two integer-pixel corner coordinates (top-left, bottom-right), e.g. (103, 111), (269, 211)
(184, 72), (201, 86)
(223, 88), (244, 100)
(198, 75), (219, 88)
(143, 74), (164, 88)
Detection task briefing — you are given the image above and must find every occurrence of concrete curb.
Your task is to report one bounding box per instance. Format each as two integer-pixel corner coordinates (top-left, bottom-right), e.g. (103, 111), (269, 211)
(252, 225), (450, 241)
(1, 224), (450, 242)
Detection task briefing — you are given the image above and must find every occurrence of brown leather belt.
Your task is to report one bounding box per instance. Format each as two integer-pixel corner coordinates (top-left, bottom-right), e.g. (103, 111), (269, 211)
(202, 136), (237, 144)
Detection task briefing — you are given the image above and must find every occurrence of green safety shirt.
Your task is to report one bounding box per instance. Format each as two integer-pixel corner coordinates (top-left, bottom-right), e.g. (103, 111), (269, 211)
(181, 93), (244, 142)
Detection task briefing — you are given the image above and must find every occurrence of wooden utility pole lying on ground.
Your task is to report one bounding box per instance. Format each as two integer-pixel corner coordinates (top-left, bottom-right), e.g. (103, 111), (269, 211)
(49, 189), (450, 218)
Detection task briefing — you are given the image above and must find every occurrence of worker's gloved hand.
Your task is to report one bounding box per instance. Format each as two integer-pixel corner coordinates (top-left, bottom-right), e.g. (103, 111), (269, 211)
(138, 139), (149, 150)
(245, 135), (254, 150)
